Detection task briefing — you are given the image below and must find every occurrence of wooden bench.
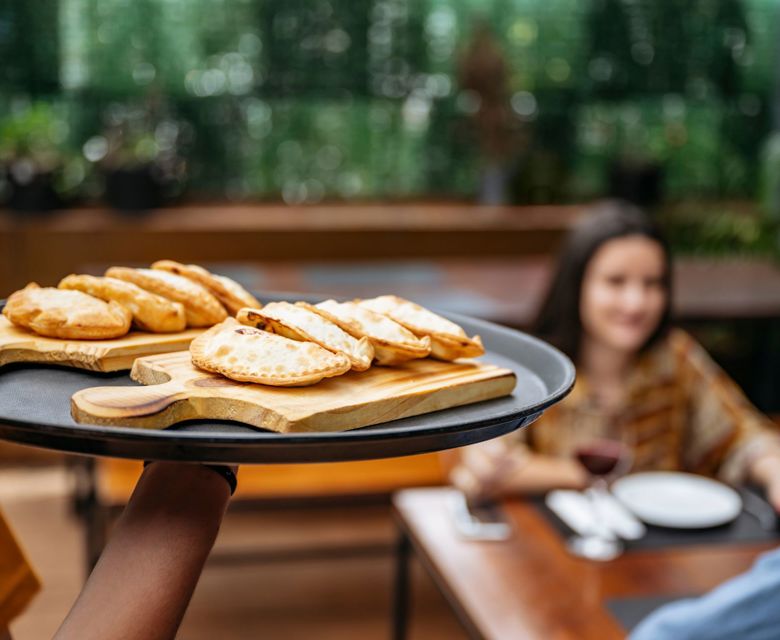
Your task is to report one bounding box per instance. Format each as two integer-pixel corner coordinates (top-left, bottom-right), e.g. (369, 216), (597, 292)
(0, 203), (581, 293)
(96, 455), (447, 502)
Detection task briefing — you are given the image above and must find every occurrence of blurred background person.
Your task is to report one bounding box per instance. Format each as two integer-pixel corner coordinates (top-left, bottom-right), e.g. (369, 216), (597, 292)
(451, 201), (780, 509)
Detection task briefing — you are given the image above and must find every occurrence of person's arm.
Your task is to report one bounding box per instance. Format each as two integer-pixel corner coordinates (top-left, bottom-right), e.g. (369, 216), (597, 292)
(673, 331), (780, 505)
(450, 431), (587, 501)
(54, 462), (233, 640)
(630, 547), (780, 640)
(748, 452), (780, 512)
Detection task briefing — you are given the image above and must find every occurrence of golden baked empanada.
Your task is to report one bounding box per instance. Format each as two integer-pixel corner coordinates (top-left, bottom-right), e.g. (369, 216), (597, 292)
(190, 318), (351, 386)
(358, 295), (484, 361)
(59, 274), (186, 333)
(237, 302), (374, 371)
(312, 299), (431, 366)
(3, 283), (131, 340)
(151, 260), (261, 316)
(106, 267), (227, 327)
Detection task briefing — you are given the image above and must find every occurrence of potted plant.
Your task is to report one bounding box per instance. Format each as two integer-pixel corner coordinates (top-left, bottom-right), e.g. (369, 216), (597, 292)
(0, 103), (87, 214)
(92, 107), (188, 213)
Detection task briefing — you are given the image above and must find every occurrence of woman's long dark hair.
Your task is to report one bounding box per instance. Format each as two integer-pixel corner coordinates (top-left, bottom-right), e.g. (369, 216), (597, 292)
(533, 200), (673, 363)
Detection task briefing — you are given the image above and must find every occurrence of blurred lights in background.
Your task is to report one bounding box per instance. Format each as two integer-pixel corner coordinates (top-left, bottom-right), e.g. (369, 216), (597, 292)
(0, 0), (778, 208)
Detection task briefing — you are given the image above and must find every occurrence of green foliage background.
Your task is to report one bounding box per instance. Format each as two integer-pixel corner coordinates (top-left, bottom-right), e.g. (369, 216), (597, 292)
(0, 0), (778, 203)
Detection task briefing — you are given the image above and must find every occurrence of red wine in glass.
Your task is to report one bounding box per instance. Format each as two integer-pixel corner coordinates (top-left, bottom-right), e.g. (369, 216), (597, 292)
(575, 439), (628, 477)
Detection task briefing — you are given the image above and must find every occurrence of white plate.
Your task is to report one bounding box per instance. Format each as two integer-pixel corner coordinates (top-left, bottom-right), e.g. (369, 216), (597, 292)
(612, 472), (742, 529)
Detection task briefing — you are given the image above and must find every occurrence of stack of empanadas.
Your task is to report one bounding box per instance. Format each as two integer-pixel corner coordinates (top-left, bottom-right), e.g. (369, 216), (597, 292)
(191, 318), (352, 386)
(151, 260), (260, 315)
(3, 283), (133, 340)
(2, 260), (260, 340)
(309, 300), (432, 366)
(358, 295), (484, 360)
(191, 294), (484, 387)
(237, 302), (375, 371)
(59, 274), (187, 333)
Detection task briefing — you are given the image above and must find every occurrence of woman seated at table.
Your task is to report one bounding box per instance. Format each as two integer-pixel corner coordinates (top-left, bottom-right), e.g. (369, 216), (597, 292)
(0, 462), (235, 640)
(451, 200), (780, 510)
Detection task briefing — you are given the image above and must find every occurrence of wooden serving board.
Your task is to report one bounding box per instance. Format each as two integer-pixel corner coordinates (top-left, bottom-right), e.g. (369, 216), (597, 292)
(0, 317), (203, 372)
(72, 351), (517, 433)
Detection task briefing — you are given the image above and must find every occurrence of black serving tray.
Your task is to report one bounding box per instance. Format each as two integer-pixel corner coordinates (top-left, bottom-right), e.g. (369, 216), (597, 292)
(0, 293), (574, 464)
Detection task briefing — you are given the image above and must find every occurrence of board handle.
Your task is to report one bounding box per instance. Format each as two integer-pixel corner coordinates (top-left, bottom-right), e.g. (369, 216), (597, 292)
(71, 381), (188, 427)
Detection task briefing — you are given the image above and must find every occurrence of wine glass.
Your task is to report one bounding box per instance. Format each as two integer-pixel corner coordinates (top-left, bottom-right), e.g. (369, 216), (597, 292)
(565, 410), (634, 561)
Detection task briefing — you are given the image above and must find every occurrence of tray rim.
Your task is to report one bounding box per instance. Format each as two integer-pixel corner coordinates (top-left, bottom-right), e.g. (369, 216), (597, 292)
(0, 291), (575, 461)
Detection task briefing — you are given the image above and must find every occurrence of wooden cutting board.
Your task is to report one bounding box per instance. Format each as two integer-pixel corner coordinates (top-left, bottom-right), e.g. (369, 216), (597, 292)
(0, 317), (203, 372)
(71, 351), (517, 433)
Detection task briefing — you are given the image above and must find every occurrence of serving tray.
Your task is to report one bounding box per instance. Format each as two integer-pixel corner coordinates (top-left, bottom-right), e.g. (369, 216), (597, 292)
(0, 294), (574, 464)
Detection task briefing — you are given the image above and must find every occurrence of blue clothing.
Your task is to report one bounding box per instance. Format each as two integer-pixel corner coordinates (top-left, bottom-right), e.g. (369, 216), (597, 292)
(630, 547), (780, 640)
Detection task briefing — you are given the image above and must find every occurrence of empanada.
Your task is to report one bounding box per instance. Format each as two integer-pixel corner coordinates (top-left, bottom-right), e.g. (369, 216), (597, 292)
(151, 260), (261, 316)
(237, 302), (374, 371)
(3, 283), (131, 339)
(59, 274), (186, 333)
(311, 300), (431, 366)
(358, 295), (484, 361)
(106, 267), (227, 327)
(190, 318), (351, 386)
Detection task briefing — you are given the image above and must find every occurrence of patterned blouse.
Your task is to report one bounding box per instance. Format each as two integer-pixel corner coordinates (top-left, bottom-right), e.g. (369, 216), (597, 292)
(456, 329), (780, 487)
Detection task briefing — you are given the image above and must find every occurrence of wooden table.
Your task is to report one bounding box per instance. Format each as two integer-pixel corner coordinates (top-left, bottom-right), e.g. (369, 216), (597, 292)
(392, 488), (777, 640)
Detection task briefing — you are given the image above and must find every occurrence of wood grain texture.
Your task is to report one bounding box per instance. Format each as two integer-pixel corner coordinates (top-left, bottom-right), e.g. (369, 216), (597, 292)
(1, 204), (580, 293)
(395, 488), (775, 640)
(71, 351), (516, 433)
(0, 317), (203, 372)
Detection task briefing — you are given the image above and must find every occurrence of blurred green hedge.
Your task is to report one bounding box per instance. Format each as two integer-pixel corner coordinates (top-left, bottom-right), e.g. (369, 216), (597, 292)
(0, 0), (777, 205)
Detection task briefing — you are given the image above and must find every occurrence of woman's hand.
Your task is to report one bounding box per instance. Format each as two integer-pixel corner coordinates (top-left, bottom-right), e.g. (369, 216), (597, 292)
(764, 468), (780, 514)
(451, 441), (588, 500)
(749, 452), (780, 513)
